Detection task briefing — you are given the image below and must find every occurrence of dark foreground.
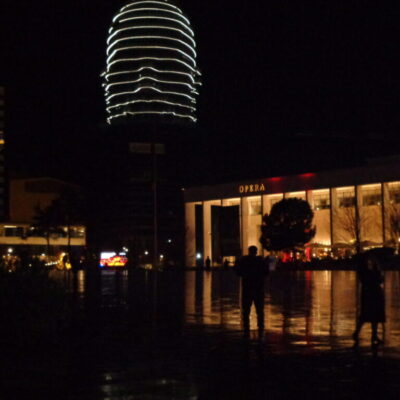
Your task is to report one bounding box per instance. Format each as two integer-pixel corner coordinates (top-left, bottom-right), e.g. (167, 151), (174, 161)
(2, 269), (400, 399)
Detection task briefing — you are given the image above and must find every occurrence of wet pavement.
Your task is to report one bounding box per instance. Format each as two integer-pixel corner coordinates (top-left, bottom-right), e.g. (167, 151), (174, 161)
(3, 269), (400, 399)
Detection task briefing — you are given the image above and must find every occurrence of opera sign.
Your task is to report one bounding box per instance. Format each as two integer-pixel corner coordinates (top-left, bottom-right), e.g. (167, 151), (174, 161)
(239, 183), (266, 194)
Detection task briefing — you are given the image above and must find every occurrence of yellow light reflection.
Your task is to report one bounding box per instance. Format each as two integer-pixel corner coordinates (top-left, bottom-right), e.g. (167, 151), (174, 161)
(184, 270), (400, 350)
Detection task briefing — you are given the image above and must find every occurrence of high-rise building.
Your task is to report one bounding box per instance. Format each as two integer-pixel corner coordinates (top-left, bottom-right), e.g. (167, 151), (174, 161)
(0, 87), (7, 221)
(103, 0), (201, 124)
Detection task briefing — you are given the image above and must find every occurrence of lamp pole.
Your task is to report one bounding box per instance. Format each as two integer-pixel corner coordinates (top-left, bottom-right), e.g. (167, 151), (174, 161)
(152, 139), (158, 268)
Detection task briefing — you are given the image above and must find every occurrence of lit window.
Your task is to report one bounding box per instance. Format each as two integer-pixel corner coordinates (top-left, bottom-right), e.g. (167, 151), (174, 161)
(286, 193), (306, 201)
(5, 227), (24, 237)
(363, 189), (381, 206)
(338, 191), (355, 208)
(249, 199), (261, 215)
(390, 185), (400, 204)
(270, 198), (282, 209)
(313, 194), (330, 210)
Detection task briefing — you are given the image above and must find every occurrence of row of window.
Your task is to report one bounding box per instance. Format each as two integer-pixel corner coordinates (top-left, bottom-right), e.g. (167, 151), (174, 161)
(2, 227), (85, 239)
(237, 188), (400, 215)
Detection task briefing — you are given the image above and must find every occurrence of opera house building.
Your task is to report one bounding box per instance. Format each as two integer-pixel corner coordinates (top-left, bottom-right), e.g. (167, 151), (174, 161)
(184, 161), (400, 266)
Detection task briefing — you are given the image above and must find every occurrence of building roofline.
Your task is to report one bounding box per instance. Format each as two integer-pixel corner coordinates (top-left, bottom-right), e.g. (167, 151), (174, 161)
(184, 161), (400, 203)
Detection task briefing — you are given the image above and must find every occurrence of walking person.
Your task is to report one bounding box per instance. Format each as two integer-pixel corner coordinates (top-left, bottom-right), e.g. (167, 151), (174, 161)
(234, 246), (269, 337)
(353, 256), (385, 346)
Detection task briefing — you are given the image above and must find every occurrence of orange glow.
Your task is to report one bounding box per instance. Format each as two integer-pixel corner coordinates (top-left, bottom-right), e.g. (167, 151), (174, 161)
(100, 255), (128, 268)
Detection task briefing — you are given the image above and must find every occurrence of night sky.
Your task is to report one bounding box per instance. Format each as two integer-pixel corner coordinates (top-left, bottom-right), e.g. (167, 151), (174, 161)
(2, 1), (400, 184)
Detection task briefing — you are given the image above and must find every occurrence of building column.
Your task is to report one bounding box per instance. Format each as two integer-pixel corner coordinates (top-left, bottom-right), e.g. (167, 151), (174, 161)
(330, 188), (338, 249)
(262, 195), (267, 256)
(355, 185), (363, 246)
(382, 183), (390, 245)
(203, 201), (212, 264)
(306, 190), (313, 206)
(185, 203), (196, 267)
(241, 197), (249, 255)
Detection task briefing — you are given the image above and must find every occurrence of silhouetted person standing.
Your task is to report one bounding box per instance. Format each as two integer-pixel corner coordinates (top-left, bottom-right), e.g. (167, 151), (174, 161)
(205, 256), (211, 269)
(235, 246), (269, 336)
(353, 256), (385, 346)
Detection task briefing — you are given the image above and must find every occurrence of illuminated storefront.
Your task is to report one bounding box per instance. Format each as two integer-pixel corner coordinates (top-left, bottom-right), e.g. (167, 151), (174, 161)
(184, 162), (400, 266)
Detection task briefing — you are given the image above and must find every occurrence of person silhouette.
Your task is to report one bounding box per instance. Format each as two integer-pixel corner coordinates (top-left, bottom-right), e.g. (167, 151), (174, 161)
(235, 246), (269, 337)
(205, 256), (211, 269)
(353, 256), (385, 346)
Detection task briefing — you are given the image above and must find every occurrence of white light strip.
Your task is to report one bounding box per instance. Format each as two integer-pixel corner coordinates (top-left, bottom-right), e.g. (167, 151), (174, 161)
(107, 36), (197, 57)
(113, 7), (191, 27)
(107, 99), (195, 112)
(107, 57), (197, 74)
(121, 1), (179, 13)
(108, 110), (196, 124)
(104, 1), (200, 124)
(105, 76), (196, 91)
(105, 67), (197, 84)
(107, 46), (196, 66)
(107, 26), (195, 47)
(106, 86), (196, 102)
(119, 16), (194, 36)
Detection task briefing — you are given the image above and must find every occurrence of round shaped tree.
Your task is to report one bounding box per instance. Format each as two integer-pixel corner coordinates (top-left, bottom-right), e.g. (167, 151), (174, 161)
(260, 198), (316, 253)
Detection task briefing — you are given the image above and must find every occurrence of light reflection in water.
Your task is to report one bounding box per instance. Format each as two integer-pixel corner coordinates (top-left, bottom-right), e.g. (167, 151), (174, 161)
(185, 270), (400, 350)
(77, 270), (85, 294)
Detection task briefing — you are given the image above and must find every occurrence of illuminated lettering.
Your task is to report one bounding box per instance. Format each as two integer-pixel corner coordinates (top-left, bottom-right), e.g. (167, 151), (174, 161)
(238, 183), (267, 194)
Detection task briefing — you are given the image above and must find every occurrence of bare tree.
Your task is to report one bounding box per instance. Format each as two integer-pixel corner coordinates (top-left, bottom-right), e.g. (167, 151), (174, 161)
(336, 207), (369, 254)
(389, 204), (400, 253)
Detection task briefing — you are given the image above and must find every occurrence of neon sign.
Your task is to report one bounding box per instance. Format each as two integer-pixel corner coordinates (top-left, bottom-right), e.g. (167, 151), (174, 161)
(100, 252), (128, 268)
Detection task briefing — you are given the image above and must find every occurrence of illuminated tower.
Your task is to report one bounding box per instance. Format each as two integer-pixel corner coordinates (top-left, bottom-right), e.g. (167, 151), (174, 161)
(103, 0), (201, 125)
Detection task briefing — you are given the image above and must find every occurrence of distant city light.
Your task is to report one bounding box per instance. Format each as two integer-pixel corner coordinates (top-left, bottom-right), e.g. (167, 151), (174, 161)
(196, 253), (202, 260)
(145, 251), (149, 255)
(168, 239), (172, 243)
(160, 254), (164, 259)
(7, 248), (13, 254)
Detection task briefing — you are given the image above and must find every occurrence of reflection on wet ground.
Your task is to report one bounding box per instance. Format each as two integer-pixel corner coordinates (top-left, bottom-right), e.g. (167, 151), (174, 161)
(3, 270), (400, 399)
